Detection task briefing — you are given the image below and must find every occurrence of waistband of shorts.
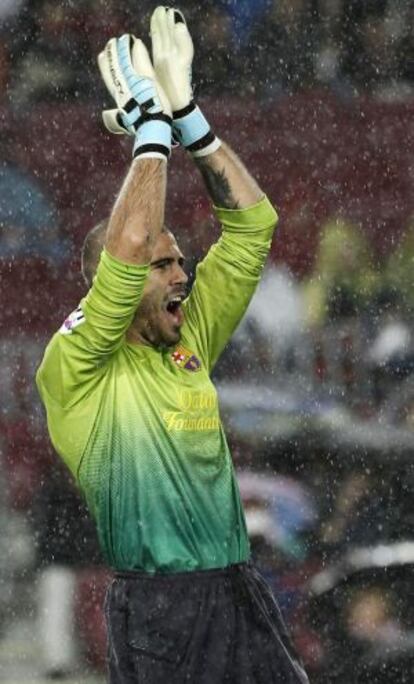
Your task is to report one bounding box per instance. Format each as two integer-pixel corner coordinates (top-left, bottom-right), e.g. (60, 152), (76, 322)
(114, 561), (250, 583)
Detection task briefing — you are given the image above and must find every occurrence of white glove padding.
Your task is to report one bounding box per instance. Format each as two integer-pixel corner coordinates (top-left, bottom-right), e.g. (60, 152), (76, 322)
(151, 6), (221, 157)
(98, 34), (172, 136)
(150, 6), (193, 112)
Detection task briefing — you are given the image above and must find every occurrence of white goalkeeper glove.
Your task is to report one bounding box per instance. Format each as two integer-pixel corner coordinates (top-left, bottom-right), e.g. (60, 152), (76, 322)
(150, 6), (221, 157)
(98, 34), (172, 160)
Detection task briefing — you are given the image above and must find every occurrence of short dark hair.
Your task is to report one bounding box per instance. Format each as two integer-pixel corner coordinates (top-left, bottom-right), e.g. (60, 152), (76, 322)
(81, 220), (108, 287)
(81, 222), (172, 287)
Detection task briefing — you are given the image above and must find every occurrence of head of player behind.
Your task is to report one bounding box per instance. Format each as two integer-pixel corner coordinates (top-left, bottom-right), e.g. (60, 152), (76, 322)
(81, 221), (188, 349)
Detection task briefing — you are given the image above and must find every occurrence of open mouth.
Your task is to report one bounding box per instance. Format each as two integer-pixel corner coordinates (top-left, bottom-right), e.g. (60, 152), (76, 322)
(165, 294), (185, 326)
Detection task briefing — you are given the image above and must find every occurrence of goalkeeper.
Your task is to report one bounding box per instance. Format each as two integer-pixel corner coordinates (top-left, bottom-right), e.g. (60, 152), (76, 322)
(36, 7), (309, 683)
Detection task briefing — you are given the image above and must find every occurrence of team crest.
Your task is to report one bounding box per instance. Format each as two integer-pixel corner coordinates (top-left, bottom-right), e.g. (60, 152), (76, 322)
(171, 345), (201, 372)
(59, 305), (85, 335)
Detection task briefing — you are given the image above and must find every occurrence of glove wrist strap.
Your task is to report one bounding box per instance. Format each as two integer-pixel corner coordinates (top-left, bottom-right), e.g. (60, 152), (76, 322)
(191, 136), (222, 158)
(173, 100), (220, 156)
(133, 115), (172, 160)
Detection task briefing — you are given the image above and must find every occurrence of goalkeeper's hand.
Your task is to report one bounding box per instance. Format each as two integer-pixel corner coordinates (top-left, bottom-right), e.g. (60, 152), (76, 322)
(151, 6), (221, 157)
(98, 34), (172, 160)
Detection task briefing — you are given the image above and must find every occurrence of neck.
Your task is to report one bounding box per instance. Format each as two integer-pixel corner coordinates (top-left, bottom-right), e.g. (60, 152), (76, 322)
(126, 325), (173, 352)
(126, 325), (154, 348)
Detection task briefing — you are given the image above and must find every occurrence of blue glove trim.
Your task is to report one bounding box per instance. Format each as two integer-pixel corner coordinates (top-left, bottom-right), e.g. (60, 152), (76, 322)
(173, 105), (211, 148)
(117, 35), (161, 114)
(121, 103), (141, 130)
(186, 130), (216, 153)
(133, 119), (172, 158)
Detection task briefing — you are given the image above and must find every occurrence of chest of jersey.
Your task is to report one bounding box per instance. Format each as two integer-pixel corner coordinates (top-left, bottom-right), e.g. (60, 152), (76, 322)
(114, 342), (221, 440)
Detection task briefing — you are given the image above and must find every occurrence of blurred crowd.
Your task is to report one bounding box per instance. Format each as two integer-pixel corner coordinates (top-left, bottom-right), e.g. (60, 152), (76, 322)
(1, 0), (414, 109)
(1, 0), (414, 681)
(221, 212), (414, 422)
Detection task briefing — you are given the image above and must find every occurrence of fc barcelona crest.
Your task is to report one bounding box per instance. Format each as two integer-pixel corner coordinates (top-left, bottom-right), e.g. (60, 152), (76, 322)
(171, 345), (201, 372)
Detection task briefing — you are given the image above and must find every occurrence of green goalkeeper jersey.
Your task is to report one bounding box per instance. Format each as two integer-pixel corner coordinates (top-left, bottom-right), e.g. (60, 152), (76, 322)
(36, 197), (277, 572)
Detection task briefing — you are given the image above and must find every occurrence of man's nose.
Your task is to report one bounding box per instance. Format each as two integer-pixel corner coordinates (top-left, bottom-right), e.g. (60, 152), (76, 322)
(173, 263), (188, 284)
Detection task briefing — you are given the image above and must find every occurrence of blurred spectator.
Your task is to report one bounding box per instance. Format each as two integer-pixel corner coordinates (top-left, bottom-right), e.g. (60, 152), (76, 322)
(308, 549), (414, 682)
(381, 373), (414, 429)
(319, 471), (372, 549)
(0, 433), (35, 635)
(0, 0), (26, 22)
(302, 217), (379, 329)
(0, 122), (68, 261)
(8, 1), (93, 109)
(0, 45), (9, 91)
(72, 0), (155, 63)
(319, 466), (414, 556)
(367, 295), (413, 405)
(5, 0), (147, 111)
(362, 218), (414, 404)
(384, 216), (414, 315)
(397, 2), (414, 88)
(0, 0), (29, 104)
(358, 223), (414, 407)
(32, 460), (103, 677)
(301, 218), (378, 403)
(246, 0), (318, 97)
(239, 471), (317, 562)
(191, 2), (238, 96)
(232, 262), (306, 378)
(339, 0), (403, 97)
(313, 0), (346, 90)
(368, 314), (412, 370)
(217, 0), (271, 49)
(346, 587), (404, 647)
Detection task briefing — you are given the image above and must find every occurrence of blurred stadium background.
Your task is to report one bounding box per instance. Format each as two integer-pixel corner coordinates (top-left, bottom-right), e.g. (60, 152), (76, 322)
(1, 0), (414, 681)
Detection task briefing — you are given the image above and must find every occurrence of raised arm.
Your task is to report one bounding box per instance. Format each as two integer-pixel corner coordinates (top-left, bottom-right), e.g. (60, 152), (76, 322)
(194, 142), (263, 210)
(151, 7), (263, 211)
(36, 32), (174, 408)
(151, 7), (277, 370)
(98, 35), (173, 263)
(105, 157), (166, 264)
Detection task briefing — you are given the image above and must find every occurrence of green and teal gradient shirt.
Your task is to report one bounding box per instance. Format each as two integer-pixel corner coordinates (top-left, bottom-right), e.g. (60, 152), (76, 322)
(36, 197), (278, 572)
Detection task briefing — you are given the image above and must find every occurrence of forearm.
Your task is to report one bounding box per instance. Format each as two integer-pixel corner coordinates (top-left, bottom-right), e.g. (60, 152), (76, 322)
(105, 158), (167, 265)
(97, 32), (172, 266)
(195, 142), (263, 210)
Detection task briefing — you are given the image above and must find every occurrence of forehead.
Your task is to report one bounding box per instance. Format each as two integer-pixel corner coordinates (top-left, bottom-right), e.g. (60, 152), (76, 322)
(152, 231), (184, 261)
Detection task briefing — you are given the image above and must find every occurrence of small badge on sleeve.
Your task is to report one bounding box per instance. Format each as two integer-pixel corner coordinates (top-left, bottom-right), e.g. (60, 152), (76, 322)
(59, 305), (86, 335)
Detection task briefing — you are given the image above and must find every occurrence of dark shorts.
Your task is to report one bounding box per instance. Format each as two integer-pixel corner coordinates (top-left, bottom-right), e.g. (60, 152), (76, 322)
(105, 562), (309, 683)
